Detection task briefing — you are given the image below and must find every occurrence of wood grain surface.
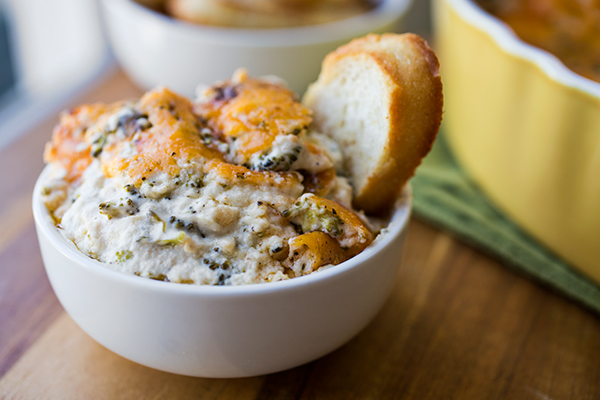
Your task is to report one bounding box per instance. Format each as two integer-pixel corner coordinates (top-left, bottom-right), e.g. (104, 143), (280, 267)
(1, 71), (599, 400)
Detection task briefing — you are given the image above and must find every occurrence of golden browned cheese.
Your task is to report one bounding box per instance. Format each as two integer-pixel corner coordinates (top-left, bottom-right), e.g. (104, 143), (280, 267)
(194, 76), (313, 160)
(108, 87), (223, 186)
(476, 0), (600, 83)
(46, 87), (303, 191)
(286, 195), (374, 273)
(301, 168), (337, 197)
(306, 195), (373, 255)
(44, 103), (116, 182)
(288, 231), (349, 273)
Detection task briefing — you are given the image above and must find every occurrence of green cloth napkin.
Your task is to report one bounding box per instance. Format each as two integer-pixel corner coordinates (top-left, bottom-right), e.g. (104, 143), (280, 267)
(411, 131), (600, 313)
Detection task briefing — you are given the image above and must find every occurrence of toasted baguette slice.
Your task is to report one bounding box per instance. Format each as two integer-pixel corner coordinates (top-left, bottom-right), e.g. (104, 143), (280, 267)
(302, 33), (443, 215)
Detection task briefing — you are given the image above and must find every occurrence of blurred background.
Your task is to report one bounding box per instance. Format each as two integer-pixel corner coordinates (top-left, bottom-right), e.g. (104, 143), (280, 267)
(0, 0), (110, 149)
(0, 0), (431, 150)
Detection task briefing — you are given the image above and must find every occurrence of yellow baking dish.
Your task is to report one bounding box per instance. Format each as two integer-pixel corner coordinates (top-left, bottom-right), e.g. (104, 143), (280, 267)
(433, 0), (600, 281)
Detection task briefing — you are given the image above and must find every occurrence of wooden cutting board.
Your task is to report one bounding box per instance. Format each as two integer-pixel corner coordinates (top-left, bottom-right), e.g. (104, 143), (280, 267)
(1, 70), (600, 400)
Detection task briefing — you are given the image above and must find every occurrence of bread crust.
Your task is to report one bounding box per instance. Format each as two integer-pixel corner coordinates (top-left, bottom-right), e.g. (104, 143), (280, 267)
(303, 33), (443, 215)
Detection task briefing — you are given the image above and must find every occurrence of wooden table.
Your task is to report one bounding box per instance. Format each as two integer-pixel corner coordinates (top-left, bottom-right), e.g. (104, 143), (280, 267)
(1, 71), (599, 400)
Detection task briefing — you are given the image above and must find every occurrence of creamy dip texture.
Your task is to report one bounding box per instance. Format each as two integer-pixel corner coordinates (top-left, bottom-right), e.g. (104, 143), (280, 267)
(42, 70), (375, 285)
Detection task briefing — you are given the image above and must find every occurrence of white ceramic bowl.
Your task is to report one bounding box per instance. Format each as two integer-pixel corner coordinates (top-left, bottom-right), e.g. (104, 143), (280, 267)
(100, 0), (412, 96)
(33, 166), (412, 378)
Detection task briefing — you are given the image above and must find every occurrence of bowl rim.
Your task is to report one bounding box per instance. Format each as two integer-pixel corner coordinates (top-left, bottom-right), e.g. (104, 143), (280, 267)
(444, 0), (600, 99)
(101, 0), (413, 47)
(33, 165), (412, 297)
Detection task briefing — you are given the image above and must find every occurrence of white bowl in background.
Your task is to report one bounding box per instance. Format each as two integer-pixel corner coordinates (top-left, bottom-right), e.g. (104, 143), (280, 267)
(99, 0), (412, 96)
(33, 165), (412, 378)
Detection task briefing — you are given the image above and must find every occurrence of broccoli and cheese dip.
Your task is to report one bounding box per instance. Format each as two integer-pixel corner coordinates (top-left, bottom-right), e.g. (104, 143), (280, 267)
(41, 70), (374, 285)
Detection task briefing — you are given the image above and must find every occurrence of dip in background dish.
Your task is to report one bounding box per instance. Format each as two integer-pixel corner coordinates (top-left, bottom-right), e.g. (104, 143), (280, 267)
(41, 70), (375, 286)
(475, 0), (600, 83)
(136, 0), (376, 28)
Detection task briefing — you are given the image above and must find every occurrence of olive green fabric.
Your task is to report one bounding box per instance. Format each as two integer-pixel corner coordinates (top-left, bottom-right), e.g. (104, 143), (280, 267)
(411, 131), (600, 313)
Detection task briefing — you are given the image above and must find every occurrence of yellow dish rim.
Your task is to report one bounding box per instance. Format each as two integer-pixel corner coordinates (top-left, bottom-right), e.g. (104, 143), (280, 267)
(446, 0), (600, 99)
